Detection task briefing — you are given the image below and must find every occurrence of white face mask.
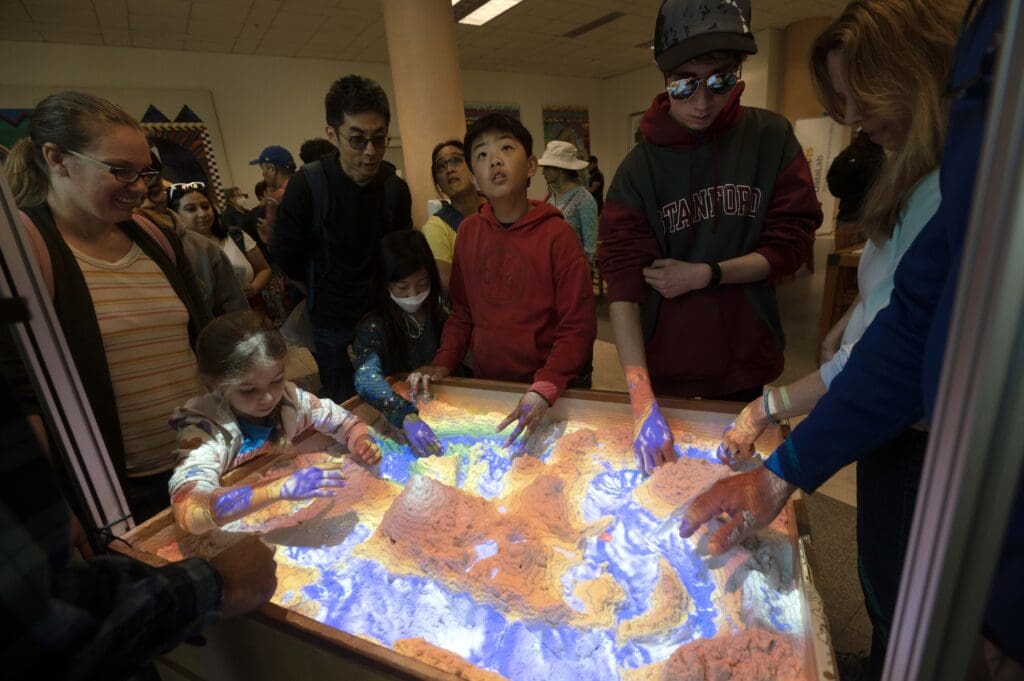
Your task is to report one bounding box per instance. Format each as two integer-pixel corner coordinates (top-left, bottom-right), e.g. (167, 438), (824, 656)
(390, 286), (430, 314)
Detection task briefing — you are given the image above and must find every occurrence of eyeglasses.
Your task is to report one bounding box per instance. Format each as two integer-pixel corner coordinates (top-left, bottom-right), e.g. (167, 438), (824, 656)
(341, 133), (390, 151)
(666, 71), (740, 100)
(433, 154), (465, 175)
(66, 149), (161, 186)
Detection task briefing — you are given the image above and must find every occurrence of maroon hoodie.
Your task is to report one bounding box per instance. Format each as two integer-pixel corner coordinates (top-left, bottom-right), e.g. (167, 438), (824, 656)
(599, 83), (821, 398)
(432, 201), (596, 404)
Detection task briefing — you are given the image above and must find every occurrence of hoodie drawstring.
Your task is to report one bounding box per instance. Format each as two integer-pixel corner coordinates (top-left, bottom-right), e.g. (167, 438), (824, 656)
(712, 135), (720, 234)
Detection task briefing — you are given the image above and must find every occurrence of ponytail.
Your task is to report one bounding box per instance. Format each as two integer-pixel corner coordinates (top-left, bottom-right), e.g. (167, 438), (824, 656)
(1, 91), (140, 209)
(3, 138), (49, 207)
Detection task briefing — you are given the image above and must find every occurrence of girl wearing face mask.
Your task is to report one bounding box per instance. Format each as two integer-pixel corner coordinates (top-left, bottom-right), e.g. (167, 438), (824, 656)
(353, 230), (446, 457)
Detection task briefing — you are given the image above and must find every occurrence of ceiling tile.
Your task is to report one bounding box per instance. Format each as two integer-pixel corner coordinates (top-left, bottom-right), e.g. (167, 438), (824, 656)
(191, 3), (249, 23)
(261, 26), (310, 43)
(130, 13), (187, 33)
(270, 11), (322, 30)
(0, 4), (32, 23)
(93, 0), (129, 29)
(187, 19), (242, 40)
(23, 0), (93, 7)
(0, 26), (43, 42)
(126, 0), (190, 18)
(26, 6), (97, 27)
(198, 0), (255, 7)
(237, 21), (267, 40)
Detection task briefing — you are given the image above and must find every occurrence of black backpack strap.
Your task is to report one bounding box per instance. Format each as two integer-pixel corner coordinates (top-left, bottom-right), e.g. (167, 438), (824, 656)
(301, 160), (329, 312)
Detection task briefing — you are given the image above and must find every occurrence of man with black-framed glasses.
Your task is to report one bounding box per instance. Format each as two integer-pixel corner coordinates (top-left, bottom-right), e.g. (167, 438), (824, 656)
(272, 74), (412, 403)
(599, 0), (821, 475)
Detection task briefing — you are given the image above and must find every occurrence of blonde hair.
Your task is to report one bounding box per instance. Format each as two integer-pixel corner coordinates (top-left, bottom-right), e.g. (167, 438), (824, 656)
(2, 91), (141, 208)
(810, 0), (964, 244)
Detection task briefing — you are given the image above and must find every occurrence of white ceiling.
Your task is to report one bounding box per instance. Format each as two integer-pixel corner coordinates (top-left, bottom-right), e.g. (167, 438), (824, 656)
(0, 0), (850, 79)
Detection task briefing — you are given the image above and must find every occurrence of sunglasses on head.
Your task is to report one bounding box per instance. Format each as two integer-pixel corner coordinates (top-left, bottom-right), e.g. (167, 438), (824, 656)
(666, 71), (740, 100)
(168, 181), (207, 204)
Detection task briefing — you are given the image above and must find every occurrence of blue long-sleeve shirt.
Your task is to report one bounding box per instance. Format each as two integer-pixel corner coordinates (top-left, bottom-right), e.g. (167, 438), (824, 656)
(766, 0), (1022, 663)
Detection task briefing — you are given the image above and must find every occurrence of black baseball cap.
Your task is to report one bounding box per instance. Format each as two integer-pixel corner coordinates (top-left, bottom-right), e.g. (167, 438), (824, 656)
(654, 0), (757, 73)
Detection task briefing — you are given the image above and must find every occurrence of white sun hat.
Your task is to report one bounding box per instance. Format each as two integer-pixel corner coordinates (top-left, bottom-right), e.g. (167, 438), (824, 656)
(537, 140), (588, 170)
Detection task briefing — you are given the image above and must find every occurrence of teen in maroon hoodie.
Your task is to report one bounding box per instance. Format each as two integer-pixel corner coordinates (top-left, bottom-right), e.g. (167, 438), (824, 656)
(411, 114), (596, 446)
(600, 0), (821, 474)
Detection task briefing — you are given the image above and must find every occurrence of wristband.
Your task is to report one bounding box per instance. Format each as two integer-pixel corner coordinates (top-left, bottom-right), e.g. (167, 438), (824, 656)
(779, 385), (792, 411)
(763, 388), (782, 427)
(705, 261), (722, 289)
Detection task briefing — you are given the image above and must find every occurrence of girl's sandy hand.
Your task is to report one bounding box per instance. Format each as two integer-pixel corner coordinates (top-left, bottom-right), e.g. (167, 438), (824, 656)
(345, 421), (383, 465)
(275, 465), (346, 501)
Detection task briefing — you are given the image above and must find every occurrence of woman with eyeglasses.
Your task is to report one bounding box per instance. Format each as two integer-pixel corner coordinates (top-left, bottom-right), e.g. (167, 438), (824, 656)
(420, 140), (485, 297)
(715, 1), (963, 675)
(168, 181), (273, 314)
(599, 0), (821, 476)
(1, 91), (211, 522)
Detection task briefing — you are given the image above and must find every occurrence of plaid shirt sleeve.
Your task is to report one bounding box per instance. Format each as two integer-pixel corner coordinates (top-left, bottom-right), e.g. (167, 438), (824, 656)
(0, 377), (223, 680)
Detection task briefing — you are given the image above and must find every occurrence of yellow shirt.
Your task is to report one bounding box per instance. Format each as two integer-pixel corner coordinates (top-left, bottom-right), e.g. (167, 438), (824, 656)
(421, 214), (457, 264)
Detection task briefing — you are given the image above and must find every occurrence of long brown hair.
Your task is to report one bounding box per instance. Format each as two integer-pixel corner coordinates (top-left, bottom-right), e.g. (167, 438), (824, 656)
(810, 0), (963, 244)
(2, 91), (141, 208)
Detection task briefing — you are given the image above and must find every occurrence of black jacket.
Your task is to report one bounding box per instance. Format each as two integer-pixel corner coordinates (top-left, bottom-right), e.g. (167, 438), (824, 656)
(273, 152), (413, 328)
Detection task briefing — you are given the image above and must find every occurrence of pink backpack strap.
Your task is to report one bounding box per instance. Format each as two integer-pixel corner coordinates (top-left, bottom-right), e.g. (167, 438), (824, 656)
(17, 210), (55, 298)
(131, 213), (176, 264)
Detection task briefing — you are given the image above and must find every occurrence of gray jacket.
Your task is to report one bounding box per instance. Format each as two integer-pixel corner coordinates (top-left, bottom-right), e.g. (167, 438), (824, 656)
(166, 210), (248, 317)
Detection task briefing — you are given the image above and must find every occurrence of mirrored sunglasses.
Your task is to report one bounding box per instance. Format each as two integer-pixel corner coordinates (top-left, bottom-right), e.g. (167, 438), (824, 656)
(666, 71), (740, 100)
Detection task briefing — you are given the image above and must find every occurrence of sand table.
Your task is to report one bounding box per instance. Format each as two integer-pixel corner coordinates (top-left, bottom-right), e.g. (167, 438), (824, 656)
(141, 396), (810, 680)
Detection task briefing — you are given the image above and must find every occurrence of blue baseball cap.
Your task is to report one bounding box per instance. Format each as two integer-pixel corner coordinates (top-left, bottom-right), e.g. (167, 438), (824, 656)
(249, 145), (295, 169)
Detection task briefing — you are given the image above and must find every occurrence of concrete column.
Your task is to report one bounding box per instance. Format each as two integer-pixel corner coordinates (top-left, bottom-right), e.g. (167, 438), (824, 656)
(382, 0), (467, 226)
(780, 17), (834, 124)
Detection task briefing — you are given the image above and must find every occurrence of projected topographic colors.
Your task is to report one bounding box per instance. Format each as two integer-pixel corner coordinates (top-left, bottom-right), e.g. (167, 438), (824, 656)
(152, 397), (806, 681)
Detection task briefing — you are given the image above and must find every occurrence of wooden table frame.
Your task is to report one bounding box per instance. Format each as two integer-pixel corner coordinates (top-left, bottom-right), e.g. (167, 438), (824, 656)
(112, 378), (835, 681)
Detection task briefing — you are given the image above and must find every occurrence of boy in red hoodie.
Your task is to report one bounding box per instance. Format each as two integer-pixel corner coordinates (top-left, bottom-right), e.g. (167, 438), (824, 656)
(410, 114), (596, 445)
(600, 0), (821, 474)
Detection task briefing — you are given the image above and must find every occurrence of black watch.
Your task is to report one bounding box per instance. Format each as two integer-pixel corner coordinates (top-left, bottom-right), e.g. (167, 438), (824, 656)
(705, 261), (722, 289)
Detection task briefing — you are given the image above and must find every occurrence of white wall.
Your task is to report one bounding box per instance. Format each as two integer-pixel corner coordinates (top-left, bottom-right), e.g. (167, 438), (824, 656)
(0, 31), (780, 210)
(0, 40), (605, 206)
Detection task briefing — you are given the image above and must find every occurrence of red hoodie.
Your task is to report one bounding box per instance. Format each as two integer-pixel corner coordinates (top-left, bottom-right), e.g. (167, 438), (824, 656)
(599, 84), (821, 398)
(432, 201), (596, 404)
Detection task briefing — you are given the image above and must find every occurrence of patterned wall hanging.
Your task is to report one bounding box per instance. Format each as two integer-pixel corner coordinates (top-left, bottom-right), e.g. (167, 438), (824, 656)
(142, 121), (225, 210)
(542, 106), (591, 157)
(464, 103), (521, 130)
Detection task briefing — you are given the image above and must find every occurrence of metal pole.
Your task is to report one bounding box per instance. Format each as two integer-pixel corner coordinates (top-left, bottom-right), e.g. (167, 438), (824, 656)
(884, 0), (1024, 678)
(0, 172), (134, 540)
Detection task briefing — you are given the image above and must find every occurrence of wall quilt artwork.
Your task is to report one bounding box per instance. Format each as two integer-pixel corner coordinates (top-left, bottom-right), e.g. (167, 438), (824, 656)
(0, 109), (34, 163)
(141, 105), (224, 209)
(464, 103), (521, 130)
(543, 106), (591, 156)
